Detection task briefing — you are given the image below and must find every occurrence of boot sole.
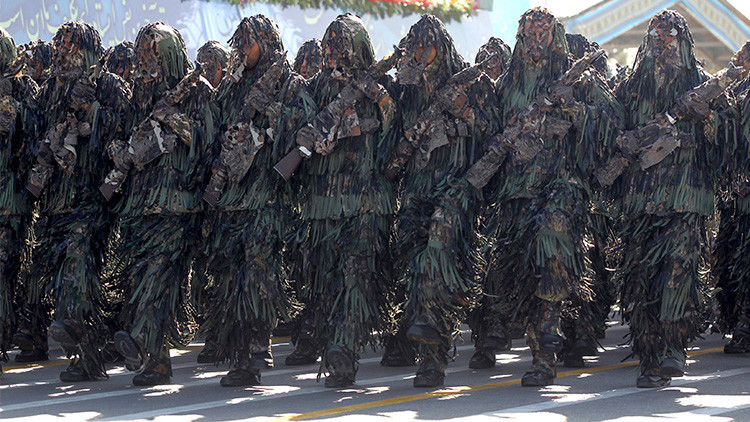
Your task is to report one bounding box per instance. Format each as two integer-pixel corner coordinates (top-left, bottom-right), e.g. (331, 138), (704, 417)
(113, 331), (143, 371)
(49, 322), (79, 350)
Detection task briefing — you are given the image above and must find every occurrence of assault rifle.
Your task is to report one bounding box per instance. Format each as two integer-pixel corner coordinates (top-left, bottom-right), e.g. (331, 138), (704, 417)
(202, 53), (288, 207)
(594, 63), (749, 187)
(464, 49), (605, 190)
(273, 48), (403, 181)
(99, 64), (207, 200)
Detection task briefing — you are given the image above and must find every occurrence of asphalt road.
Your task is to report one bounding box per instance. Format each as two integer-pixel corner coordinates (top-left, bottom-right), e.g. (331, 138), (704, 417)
(1, 324), (749, 421)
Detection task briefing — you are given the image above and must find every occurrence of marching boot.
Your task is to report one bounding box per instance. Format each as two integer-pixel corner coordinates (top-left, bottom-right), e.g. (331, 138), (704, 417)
(220, 353), (261, 387)
(636, 366), (670, 388)
(113, 331), (144, 372)
(12, 332), (48, 362)
(49, 320), (83, 353)
(324, 345), (357, 388)
(381, 332), (417, 367)
(413, 352), (446, 388)
(468, 348), (495, 369)
(197, 337), (220, 364)
(59, 357), (96, 382)
(659, 356), (685, 378)
(285, 338), (319, 365)
(132, 353), (172, 386)
(724, 326), (750, 354)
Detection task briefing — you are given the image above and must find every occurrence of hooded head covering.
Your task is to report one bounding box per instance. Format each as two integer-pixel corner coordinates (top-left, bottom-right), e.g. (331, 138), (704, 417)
(105, 41), (135, 82)
(133, 22), (191, 86)
(497, 8), (570, 120)
(50, 21), (103, 79)
(731, 40), (750, 70)
(0, 28), (17, 76)
(227, 14), (284, 79)
(321, 13), (374, 80)
(617, 10), (703, 127)
(18, 40), (53, 83)
(396, 14), (467, 87)
(293, 39), (323, 80)
(475, 36), (511, 81)
(197, 40), (230, 80)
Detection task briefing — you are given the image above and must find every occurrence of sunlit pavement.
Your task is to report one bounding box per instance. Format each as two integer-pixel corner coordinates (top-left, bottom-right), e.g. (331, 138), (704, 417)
(1, 324), (749, 421)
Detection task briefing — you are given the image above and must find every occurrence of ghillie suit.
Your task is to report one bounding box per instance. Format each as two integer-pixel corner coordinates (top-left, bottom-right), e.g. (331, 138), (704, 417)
(713, 41), (750, 354)
(106, 22), (215, 386)
(613, 11), (715, 388)
(24, 21), (110, 381)
(293, 39), (324, 80)
(559, 31), (618, 368)
(198, 15), (310, 387)
(103, 41), (135, 85)
(17, 40), (53, 85)
(465, 35), (513, 370)
(189, 39), (230, 362)
(196, 40), (230, 89)
(292, 13), (398, 388)
(384, 15), (491, 387)
(0, 28), (39, 372)
(476, 8), (622, 386)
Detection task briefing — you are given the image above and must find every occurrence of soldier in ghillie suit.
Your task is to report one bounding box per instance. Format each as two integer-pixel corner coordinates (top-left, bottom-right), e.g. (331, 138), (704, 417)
(293, 39), (323, 80)
(22, 21), (111, 382)
(713, 41), (750, 354)
(17, 40), (53, 85)
(611, 11), (717, 388)
(190, 38), (230, 365)
(0, 28), (39, 373)
(466, 35), (513, 371)
(282, 35), (347, 367)
(470, 8), (622, 387)
(383, 15), (492, 388)
(199, 14), (310, 387)
(196, 40), (230, 89)
(557, 32), (617, 369)
(289, 13), (398, 388)
(108, 22), (215, 386)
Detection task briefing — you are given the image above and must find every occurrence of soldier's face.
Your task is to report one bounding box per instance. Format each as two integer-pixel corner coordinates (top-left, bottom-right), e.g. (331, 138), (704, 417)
(396, 43), (436, 85)
(731, 48), (750, 71)
(56, 30), (79, 58)
(324, 30), (355, 80)
(199, 56), (223, 88)
(135, 37), (161, 83)
(648, 22), (681, 66)
(240, 41), (260, 69)
(521, 18), (553, 62)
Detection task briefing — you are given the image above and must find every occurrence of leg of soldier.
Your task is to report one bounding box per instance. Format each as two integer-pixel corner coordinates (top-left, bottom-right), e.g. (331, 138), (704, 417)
(0, 219), (24, 371)
(47, 216), (108, 382)
(719, 213), (750, 353)
(114, 214), (199, 386)
(522, 297), (562, 387)
(13, 215), (50, 363)
(324, 215), (391, 388)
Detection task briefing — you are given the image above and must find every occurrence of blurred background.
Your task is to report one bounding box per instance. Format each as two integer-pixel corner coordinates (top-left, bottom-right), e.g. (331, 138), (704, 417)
(2, 0), (749, 72)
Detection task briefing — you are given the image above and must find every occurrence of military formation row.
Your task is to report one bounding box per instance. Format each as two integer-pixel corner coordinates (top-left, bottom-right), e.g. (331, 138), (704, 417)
(1, 7), (749, 392)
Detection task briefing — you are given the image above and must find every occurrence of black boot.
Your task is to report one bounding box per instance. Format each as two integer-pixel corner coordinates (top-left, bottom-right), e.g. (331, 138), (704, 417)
(197, 338), (220, 364)
(413, 354), (445, 388)
(59, 358), (95, 382)
(724, 330), (750, 354)
(468, 348), (495, 369)
(132, 355), (172, 386)
(49, 320), (82, 353)
(12, 332), (48, 362)
(380, 334), (417, 367)
(659, 356), (685, 378)
(324, 345), (357, 388)
(101, 341), (124, 363)
(285, 338), (319, 366)
(636, 370), (670, 388)
(220, 367), (261, 387)
(113, 331), (144, 372)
